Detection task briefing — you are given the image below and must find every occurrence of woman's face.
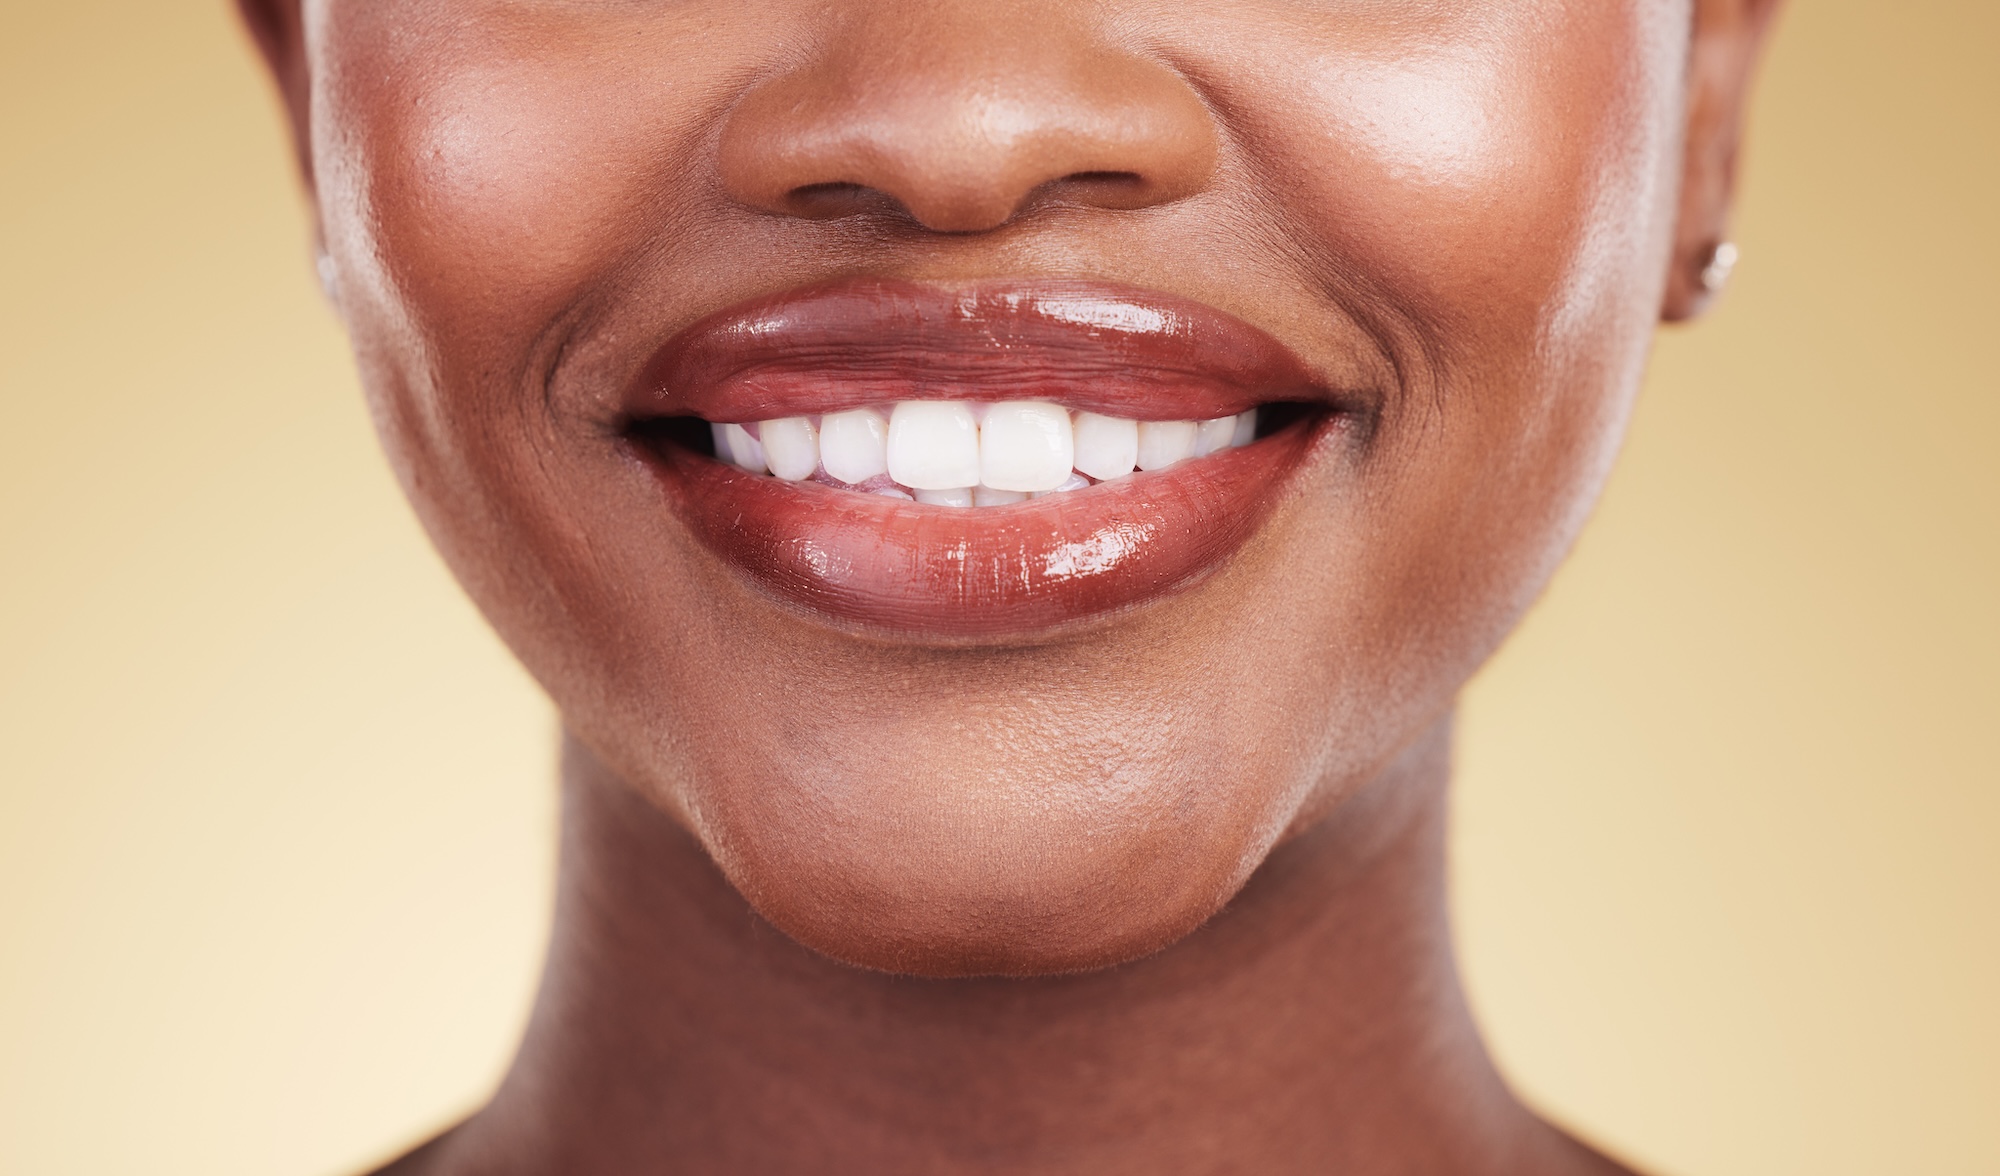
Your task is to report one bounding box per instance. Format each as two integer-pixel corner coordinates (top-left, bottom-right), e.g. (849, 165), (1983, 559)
(294, 0), (1698, 975)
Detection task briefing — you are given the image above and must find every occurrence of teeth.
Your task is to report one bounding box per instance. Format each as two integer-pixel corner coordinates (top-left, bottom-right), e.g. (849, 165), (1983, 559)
(819, 408), (891, 484)
(973, 486), (1029, 507)
(887, 401), (981, 489)
(1232, 408), (1259, 448)
(1071, 411), (1139, 481)
(712, 401), (1263, 504)
(760, 416), (819, 481)
(1193, 415), (1236, 457)
(712, 422), (768, 474)
(978, 401), (1075, 492)
(1031, 472), (1093, 499)
(1135, 419), (1199, 471)
(914, 486), (974, 508)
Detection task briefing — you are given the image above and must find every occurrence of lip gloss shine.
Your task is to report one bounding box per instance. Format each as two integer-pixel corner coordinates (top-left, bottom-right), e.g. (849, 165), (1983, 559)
(626, 279), (1354, 636)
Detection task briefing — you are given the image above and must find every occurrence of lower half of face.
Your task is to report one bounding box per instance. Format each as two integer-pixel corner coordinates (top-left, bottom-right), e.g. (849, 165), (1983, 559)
(314, 0), (1689, 975)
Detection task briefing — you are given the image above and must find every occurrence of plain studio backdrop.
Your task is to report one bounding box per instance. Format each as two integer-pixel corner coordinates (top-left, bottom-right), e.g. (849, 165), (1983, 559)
(1, 2), (1994, 1173)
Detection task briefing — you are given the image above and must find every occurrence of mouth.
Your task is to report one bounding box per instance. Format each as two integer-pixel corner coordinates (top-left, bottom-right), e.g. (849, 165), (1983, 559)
(623, 278), (1365, 638)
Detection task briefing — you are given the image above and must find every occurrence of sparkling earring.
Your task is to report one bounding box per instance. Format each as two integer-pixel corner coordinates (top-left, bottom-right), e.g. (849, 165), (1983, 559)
(1699, 241), (1740, 294)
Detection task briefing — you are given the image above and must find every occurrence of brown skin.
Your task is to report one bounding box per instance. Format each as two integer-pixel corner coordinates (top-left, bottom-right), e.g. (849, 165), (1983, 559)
(240, 0), (1779, 1171)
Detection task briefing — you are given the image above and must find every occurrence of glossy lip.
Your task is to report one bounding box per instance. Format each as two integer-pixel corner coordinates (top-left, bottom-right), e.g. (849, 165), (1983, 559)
(624, 278), (1362, 638)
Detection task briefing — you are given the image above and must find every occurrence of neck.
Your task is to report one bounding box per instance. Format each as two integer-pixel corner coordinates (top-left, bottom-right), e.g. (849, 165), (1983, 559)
(415, 716), (1617, 1175)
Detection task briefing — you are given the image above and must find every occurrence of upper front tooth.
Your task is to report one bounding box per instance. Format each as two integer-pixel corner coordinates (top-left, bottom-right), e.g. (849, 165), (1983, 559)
(760, 416), (819, 481)
(1135, 420), (1198, 470)
(1072, 412), (1138, 480)
(887, 401), (981, 489)
(1193, 416), (1236, 457)
(978, 401), (1075, 492)
(713, 422), (768, 474)
(819, 408), (890, 484)
(1231, 408), (1258, 447)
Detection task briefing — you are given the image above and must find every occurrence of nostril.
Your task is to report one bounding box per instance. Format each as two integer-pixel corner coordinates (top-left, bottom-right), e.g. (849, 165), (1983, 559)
(1047, 170), (1156, 211)
(783, 181), (907, 222)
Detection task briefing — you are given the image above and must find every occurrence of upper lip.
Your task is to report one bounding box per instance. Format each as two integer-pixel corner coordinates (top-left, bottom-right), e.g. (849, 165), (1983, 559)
(623, 277), (1342, 423)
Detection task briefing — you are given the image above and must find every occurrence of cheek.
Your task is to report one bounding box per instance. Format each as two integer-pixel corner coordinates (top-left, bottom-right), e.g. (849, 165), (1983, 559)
(305, 7), (757, 661)
(315, 11), (730, 350)
(1237, 0), (1683, 602)
(1217, 1), (1682, 353)
(1147, 3), (1692, 773)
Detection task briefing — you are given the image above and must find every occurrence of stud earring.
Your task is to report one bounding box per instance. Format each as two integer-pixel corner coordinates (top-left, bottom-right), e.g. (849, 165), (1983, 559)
(315, 247), (341, 305)
(1699, 241), (1740, 294)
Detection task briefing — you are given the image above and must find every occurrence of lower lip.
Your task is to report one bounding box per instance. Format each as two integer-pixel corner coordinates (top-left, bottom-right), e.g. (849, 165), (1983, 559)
(642, 417), (1325, 638)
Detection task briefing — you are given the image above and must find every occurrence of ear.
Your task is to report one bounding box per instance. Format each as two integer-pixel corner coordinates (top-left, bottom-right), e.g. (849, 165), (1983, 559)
(237, 0), (314, 192)
(1662, 0), (1784, 322)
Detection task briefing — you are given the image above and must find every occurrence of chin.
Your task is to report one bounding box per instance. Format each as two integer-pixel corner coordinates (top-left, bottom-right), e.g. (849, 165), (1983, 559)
(679, 747), (1283, 977)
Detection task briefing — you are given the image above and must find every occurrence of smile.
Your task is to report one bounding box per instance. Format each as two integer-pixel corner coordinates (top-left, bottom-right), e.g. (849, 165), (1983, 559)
(710, 400), (1259, 506)
(624, 278), (1363, 637)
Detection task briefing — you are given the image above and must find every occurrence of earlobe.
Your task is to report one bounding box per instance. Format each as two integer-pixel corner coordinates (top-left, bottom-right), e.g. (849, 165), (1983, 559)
(1661, 0), (1784, 323)
(236, 0), (314, 190)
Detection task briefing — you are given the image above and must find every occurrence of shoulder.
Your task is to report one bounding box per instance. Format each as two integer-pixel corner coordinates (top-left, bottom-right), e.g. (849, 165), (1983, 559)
(1539, 1127), (1650, 1176)
(361, 1126), (463, 1176)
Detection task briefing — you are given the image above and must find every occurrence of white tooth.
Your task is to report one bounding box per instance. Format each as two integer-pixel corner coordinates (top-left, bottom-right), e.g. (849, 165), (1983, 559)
(1231, 408), (1258, 447)
(713, 422), (768, 474)
(973, 486), (1029, 507)
(759, 416), (819, 481)
(1071, 412), (1138, 481)
(978, 400), (1075, 492)
(872, 486), (914, 500)
(1030, 472), (1093, 499)
(1194, 416), (1236, 457)
(915, 486), (975, 508)
(886, 401), (981, 489)
(818, 408), (890, 484)
(1135, 420), (1198, 471)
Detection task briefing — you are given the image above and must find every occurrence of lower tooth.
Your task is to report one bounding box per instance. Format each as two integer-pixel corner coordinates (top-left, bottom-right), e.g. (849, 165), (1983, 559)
(973, 486), (1029, 507)
(1030, 472), (1092, 499)
(915, 487), (974, 508)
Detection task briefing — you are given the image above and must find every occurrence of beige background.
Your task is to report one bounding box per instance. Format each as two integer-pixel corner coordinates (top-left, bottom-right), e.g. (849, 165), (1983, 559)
(2, 2), (1994, 1173)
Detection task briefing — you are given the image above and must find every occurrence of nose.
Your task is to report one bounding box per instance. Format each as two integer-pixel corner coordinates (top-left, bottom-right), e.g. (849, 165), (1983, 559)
(717, 6), (1219, 234)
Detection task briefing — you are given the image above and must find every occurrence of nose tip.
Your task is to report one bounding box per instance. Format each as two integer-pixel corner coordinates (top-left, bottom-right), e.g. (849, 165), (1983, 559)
(718, 17), (1219, 234)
